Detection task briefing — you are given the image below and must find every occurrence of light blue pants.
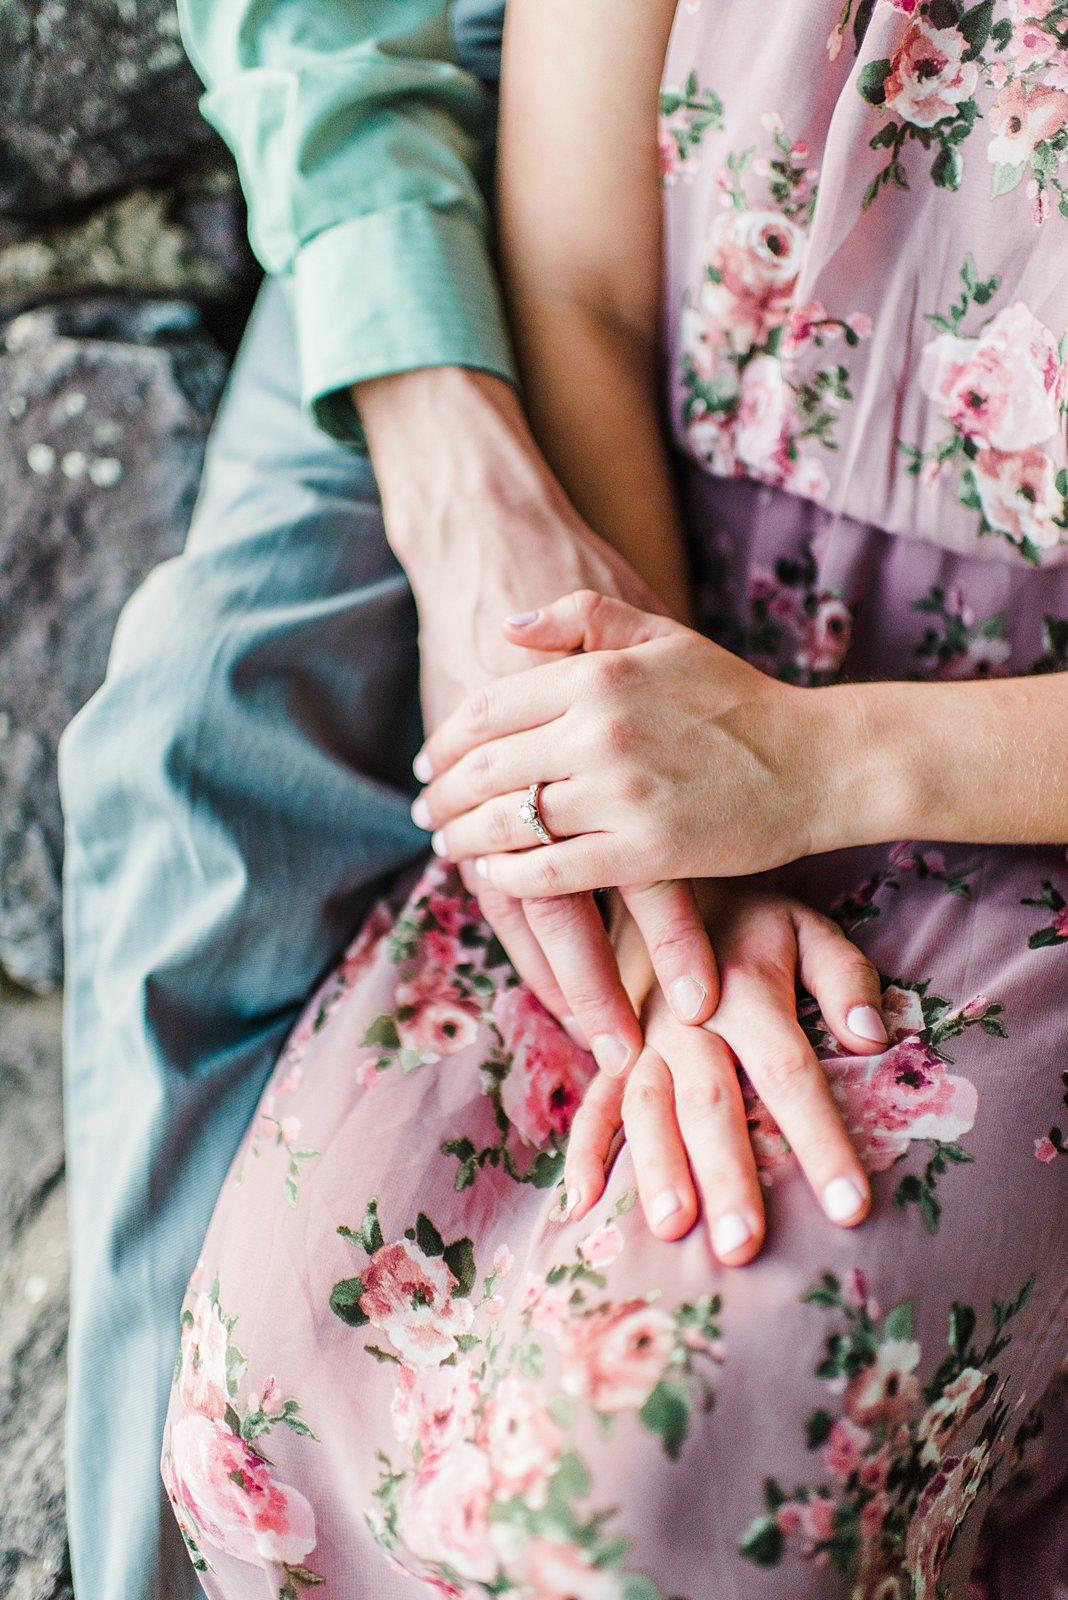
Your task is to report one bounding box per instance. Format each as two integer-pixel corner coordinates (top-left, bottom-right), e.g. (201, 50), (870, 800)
(58, 279), (428, 1600)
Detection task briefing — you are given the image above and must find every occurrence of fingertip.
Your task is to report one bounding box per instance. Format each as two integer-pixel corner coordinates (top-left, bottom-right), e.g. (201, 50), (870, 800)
(413, 750), (433, 784)
(844, 1003), (889, 1049)
(648, 1187), (698, 1240)
(710, 1211), (764, 1266)
(504, 610), (540, 628)
(822, 1175), (870, 1228)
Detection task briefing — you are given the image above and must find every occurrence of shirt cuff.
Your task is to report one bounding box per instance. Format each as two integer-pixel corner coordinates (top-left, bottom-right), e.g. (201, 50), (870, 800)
(292, 203), (518, 448)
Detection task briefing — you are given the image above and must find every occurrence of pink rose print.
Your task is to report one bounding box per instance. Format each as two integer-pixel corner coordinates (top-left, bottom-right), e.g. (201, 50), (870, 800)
(905, 1444), (990, 1599)
(179, 1292), (230, 1420)
(167, 1413), (317, 1568)
(844, 1338), (922, 1427)
(516, 1537), (625, 1600)
(988, 80), (1068, 167)
(478, 1373), (563, 1507)
(825, 1417), (870, 1482)
(557, 1301), (676, 1412)
(919, 302), (1064, 454)
(399, 1440), (498, 1584)
(494, 986), (593, 1148)
(884, 18), (979, 128)
(824, 1036), (979, 1171)
(1034, 1135), (1060, 1162)
(395, 969), (481, 1063)
(577, 1222), (624, 1270)
(792, 595), (852, 675)
(390, 1362), (481, 1460)
(359, 1240), (476, 1367)
(972, 445), (1064, 549)
(915, 1367), (988, 1465)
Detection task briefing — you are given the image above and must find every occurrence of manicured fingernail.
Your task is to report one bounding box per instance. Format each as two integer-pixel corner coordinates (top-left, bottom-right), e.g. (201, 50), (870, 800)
(669, 976), (707, 1023)
(651, 1189), (682, 1227)
(712, 1212), (752, 1256)
(506, 611), (539, 627)
(475, 857), (488, 879)
(591, 1034), (632, 1077)
(431, 830), (447, 858)
(823, 1176), (866, 1223)
(410, 795), (432, 830)
(565, 1187), (582, 1218)
(846, 1004), (888, 1045)
(413, 751), (433, 783)
(561, 1015), (588, 1047)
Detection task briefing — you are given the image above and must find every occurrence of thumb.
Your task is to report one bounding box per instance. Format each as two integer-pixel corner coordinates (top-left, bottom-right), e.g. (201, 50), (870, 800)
(502, 589), (678, 655)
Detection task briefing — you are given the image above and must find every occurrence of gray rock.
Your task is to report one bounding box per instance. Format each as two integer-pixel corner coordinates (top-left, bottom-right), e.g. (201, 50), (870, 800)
(0, 983), (70, 1600)
(0, 166), (256, 317)
(0, 0), (220, 218)
(0, 297), (229, 991)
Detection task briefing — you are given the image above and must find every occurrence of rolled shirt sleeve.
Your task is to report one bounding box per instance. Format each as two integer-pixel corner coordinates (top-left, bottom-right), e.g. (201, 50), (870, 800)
(177, 0), (516, 443)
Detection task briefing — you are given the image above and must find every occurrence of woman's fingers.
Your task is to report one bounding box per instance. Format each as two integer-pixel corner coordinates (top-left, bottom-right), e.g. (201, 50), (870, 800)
(619, 1047), (700, 1241)
(424, 781), (586, 862)
(563, 1068), (625, 1221)
(415, 658), (578, 782)
(709, 962), (871, 1228)
(645, 1014), (766, 1263)
(620, 880), (719, 1024)
(413, 590), (678, 783)
(793, 905), (889, 1053)
(414, 727), (573, 831)
(503, 588), (677, 655)
(474, 835), (642, 899)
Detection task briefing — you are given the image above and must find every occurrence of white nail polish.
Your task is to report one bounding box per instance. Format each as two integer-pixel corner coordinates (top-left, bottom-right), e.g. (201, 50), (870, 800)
(823, 1176), (865, 1222)
(712, 1212), (752, 1256)
(475, 857), (488, 879)
(846, 1004), (888, 1045)
(413, 751), (433, 783)
(410, 796), (432, 830)
(431, 831), (447, 857)
(506, 610), (539, 627)
(651, 1189), (682, 1227)
(669, 975), (707, 1022)
(565, 1187), (582, 1218)
(561, 1015), (588, 1047)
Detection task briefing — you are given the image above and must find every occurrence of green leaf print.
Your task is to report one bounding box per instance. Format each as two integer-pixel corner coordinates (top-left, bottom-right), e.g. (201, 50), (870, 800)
(442, 1234), (477, 1298)
(639, 1382), (690, 1460)
(739, 1515), (785, 1567)
(361, 1013), (401, 1050)
(856, 57), (891, 105)
(329, 1277), (368, 1327)
(414, 1212), (445, 1257)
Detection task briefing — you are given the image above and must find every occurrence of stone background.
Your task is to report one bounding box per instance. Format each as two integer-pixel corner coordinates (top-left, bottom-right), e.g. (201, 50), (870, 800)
(0, 2), (259, 1589)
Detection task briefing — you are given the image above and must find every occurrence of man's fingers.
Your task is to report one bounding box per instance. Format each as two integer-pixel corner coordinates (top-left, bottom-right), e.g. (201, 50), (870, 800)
(709, 968), (871, 1229)
(563, 1069), (625, 1222)
(620, 1047), (699, 1241)
(474, 834), (641, 899)
(794, 906), (889, 1053)
(520, 892), (644, 1077)
(621, 880), (719, 1024)
(501, 589), (676, 655)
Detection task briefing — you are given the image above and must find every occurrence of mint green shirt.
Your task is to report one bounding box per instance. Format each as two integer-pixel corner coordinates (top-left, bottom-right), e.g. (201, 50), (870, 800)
(177, 0), (515, 444)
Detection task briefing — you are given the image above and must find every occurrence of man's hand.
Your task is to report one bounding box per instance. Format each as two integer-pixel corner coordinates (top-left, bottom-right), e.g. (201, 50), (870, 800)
(356, 367), (716, 1068)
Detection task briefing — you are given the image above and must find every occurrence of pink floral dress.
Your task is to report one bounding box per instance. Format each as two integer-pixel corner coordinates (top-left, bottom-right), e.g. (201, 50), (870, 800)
(162, 4), (1068, 1598)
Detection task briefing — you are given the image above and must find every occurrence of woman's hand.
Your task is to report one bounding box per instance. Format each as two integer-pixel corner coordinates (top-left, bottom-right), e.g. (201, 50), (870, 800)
(563, 881), (890, 1262)
(412, 590), (878, 897)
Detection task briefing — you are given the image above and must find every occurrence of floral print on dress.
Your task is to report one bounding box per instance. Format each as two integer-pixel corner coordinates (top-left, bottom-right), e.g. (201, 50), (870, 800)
(747, 976), (997, 1231)
(163, 1277), (323, 1598)
(658, 73), (723, 183)
(901, 253), (1068, 561)
(852, 0), (1068, 219)
(329, 1190), (722, 1600)
(678, 110), (873, 500)
(832, 841), (977, 931)
(739, 1266), (1036, 1597)
(911, 584), (1012, 676)
(743, 541), (855, 684)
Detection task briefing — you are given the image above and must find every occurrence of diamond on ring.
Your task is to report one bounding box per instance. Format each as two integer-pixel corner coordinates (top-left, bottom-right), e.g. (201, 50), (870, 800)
(518, 783), (554, 846)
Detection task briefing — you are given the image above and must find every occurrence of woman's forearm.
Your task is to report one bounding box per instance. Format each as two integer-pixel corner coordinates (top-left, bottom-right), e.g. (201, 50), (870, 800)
(497, 0), (687, 616)
(815, 673), (1068, 851)
(506, 292), (692, 619)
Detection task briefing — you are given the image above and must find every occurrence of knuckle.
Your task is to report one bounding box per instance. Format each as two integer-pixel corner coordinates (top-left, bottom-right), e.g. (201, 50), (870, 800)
(574, 588), (603, 624)
(756, 1047), (813, 1097)
(466, 743), (494, 798)
(466, 684), (493, 735)
(674, 1074), (727, 1125)
(524, 891), (582, 935)
(528, 854), (566, 897)
(599, 712), (635, 762)
(486, 803), (515, 850)
(621, 1068), (667, 1120)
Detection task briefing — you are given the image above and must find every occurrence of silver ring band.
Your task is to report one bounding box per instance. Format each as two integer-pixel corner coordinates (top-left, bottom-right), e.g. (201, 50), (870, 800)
(517, 783), (554, 846)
